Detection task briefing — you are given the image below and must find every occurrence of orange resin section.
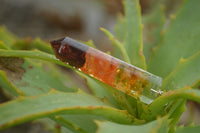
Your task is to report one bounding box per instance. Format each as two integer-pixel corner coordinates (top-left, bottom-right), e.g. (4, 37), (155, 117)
(80, 48), (120, 86)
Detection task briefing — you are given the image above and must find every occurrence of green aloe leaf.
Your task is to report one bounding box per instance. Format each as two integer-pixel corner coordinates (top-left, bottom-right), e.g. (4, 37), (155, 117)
(0, 26), (17, 47)
(18, 61), (76, 95)
(51, 116), (89, 133)
(0, 70), (24, 97)
(11, 38), (54, 54)
(115, 14), (126, 42)
(162, 52), (200, 91)
(0, 49), (73, 70)
(0, 41), (9, 50)
(114, 15), (125, 59)
(96, 82), (138, 116)
(52, 114), (104, 133)
(174, 125), (200, 133)
(148, 0), (200, 78)
(0, 90), (142, 130)
(142, 2), (165, 61)
(30, 38), (53, 54)
(35, 118), (74, 133)
(0, 57), (76, 96)
(0, 27), (53, 54)
(168, 100), (186, 133)
(142, 87), (200, 121)
(96, 116), (169, 133)
(0, 49), (103, 133)
(124, 0), (146, 69)
(192, 81), (200, 89)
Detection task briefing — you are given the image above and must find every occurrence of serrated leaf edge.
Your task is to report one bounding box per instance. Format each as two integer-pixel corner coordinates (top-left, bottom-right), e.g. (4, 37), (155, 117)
(162, 51), (200, 89)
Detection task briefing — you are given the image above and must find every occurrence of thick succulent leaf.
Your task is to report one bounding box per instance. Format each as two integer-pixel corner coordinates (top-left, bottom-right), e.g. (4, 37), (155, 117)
(148, 0), (200, 78)
(11, 38), (54, 54)
(96, 116), (169, 133)
(124, 0), (146, 69)
(19, 61), (76, 95)
(0, 50), (104, 133)
(51, 116), (88, 133)
(114, 15), (125, 59)
(142, 3), (165, 61)
(162, 52), (200, 91)
(52, 115), (104, 133)
(97, 82), (138, 116)
(0, 26), (17, 47)
(0, 49), (77, 73)
(0, 27), (53, 54)
(115, 14), (126, 42)
(0, 41), (9, 50)
(168, 100), (186, 133)
(192, 81), (200, 89)
(0, 57), (76, 96)
(0, 70), (23, 97)
(175, 125), (200, 133)
(142, 87), (200, 121)
(33, 118), (74, 133)
(0, 90), (142, 129)
(30, 38), (53, 54)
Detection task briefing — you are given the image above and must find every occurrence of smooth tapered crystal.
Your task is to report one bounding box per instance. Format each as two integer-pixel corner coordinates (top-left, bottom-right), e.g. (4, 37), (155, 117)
(51, 37), (162, 104)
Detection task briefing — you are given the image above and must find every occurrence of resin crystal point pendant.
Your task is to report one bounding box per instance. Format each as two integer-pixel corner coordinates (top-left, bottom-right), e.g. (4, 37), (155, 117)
(50, 37), (163, 104)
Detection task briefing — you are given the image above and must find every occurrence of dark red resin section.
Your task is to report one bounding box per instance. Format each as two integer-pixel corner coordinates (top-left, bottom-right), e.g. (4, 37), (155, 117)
(50, 37), (88, 68)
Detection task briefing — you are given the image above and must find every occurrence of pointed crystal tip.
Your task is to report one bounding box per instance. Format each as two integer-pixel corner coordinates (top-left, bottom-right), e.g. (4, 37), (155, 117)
(50, 37), (65, 46)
